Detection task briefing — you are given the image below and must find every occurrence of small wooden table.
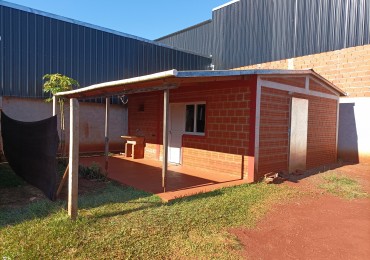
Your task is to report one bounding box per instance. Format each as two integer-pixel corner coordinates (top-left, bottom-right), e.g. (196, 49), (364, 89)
(121, 136), (145, 159)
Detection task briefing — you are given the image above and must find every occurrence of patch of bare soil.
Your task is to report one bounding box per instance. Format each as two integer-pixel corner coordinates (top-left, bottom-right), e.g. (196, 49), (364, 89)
(0, 185), (45, 208)
(230, 163), (370, 260)
(0, 177), (108, 208)
(57, 177), (108, 200)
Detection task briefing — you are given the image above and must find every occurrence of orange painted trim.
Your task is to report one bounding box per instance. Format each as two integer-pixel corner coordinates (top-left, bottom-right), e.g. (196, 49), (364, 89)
(248, 75), (258, 182)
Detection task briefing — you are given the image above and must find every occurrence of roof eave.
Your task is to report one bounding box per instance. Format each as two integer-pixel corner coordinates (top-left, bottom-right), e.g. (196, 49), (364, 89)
(55, 69), (347, 99)
(55, 69), (178, 98)
(308, 69), (347, 96)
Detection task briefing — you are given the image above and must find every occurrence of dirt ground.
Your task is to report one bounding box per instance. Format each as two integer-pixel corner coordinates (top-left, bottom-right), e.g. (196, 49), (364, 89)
(0, 176), (107, 208)
(230, 163), (370, 260)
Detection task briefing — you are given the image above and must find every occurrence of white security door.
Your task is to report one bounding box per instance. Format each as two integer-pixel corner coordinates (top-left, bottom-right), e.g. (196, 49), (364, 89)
(289, 97), (309, 173)
(169, 103), (185, 164)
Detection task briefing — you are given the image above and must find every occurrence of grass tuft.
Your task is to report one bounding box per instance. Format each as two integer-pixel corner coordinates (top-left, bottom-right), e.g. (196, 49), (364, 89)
(319, 173), (368, 199)
(78, 162), (106, 181)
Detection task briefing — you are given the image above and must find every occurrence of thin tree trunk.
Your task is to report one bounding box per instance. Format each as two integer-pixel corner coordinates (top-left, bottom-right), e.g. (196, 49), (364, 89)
(59, 100), (66, 157)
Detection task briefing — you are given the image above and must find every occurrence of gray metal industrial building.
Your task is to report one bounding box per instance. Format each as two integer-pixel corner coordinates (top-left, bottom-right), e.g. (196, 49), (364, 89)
(0, 1), (211, 152)
(157, 0), (370, 69)
(0, 1), (211, 100)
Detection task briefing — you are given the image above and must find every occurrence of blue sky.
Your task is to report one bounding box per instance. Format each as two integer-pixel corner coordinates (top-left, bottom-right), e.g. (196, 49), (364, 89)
(3, 0), (230, 40)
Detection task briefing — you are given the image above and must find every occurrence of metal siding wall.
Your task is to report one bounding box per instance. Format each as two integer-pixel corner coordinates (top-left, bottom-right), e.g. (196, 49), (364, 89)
(157, 21), (213, 57)
(215, 0), (370, 69)
(156, 0), (370, 69)
(0, 5), (211, 102)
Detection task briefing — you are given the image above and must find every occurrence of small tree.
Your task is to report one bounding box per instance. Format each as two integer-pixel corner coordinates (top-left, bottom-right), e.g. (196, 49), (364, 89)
(43, 73), (79, 157)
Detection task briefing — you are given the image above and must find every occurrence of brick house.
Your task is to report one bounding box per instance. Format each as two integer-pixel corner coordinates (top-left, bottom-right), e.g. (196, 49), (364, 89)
(157, 0), (370, 164)
(59, 69), (345, 183)
(235, 45), (370, 163)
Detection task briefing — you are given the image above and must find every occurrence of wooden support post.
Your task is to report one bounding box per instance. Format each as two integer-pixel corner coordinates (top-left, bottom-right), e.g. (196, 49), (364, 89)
(162, 89), (169, 192)
(56, 164), (69, 198)
(68, 98), (79, 220)
(104, 97), (110, 172)
(52, 95), (57, 116)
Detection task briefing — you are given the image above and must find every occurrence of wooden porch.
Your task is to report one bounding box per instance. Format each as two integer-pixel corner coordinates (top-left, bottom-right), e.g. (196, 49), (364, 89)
(80, 155), (248, 202)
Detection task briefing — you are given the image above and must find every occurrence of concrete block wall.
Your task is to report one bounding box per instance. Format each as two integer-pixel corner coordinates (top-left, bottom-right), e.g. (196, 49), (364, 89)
(0, 97), (127, 154)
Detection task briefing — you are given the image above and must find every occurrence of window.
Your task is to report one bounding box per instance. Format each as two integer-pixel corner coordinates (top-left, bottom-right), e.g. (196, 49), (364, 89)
(185, 103), (206, 134)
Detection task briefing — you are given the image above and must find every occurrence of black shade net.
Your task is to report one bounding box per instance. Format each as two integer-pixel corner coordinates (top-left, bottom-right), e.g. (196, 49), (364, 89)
(1, 112), (59, 200)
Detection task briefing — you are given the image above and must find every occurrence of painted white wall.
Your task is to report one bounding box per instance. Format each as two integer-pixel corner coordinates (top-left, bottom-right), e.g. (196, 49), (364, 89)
(0, 96), (128, 153)
(338, 97), (370, 163)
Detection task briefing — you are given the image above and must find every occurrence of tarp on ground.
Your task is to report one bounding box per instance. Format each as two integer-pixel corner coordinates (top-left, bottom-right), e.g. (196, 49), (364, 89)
(1, 112), (59, 200)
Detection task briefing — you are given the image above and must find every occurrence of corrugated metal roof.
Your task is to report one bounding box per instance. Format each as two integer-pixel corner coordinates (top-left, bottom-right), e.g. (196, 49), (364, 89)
(0, 1), (210, 58)
(55, 69), (346, 99)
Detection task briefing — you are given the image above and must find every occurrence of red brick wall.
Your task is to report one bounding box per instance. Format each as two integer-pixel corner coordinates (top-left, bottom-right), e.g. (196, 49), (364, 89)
(258, 88), (290, 177)
(128, 77), (256, 177)
(306, 96), (338, 168)
(257, 87), (338, 179)
(236, 44), (370, 97)
(128, 92), (162, 160)
(128, 75), (338, 180)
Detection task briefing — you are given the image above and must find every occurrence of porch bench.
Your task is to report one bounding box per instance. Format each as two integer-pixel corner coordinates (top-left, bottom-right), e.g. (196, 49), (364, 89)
(121, 136), (145, 159)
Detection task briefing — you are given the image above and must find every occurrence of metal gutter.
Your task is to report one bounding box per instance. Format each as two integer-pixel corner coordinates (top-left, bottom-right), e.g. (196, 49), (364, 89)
(177, 69), (314, 77)
(0, 1), (211, 59)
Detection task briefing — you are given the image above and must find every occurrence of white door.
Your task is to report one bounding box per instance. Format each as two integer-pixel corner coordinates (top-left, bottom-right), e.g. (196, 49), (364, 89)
(289, 97), (309, 173)
(169, 103), (185, 164)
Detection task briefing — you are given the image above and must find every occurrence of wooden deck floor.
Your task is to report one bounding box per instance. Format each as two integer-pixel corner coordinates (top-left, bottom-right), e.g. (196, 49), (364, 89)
(80, 155), (248, 201)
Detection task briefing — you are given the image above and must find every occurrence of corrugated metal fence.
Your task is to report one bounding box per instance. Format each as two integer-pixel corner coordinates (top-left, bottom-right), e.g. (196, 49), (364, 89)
(0, 3), (211, 101)
(157, 0), (370, 69)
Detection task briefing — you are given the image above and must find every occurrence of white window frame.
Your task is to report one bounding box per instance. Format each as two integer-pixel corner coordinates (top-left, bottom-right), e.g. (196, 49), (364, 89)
(185, 102), (206, 136)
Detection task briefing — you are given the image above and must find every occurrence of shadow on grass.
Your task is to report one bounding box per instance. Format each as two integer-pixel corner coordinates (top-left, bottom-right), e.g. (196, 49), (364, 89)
(0, 163), (25, 188)
(0, 200), (63, 228)
(275, 162), (356, 184)
(94, 202), (162, 219)
(0, 182), (159, 228)
(167, 188), (225, 205)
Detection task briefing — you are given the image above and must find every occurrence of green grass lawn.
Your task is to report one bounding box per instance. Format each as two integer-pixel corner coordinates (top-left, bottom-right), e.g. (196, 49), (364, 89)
(0, 164), (296, 259)
(319, 172), (368, 199)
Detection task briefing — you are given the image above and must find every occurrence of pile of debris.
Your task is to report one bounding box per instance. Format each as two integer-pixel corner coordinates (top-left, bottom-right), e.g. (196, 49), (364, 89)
(264, 172), (286, 184)
(264, 169), (305, 184)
